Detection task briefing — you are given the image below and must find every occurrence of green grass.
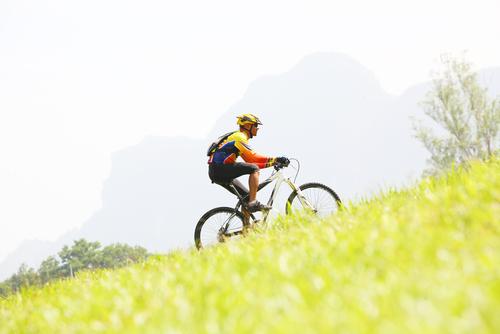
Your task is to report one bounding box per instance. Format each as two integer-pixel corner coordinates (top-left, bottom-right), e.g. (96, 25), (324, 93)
(1, 158), (500, 333)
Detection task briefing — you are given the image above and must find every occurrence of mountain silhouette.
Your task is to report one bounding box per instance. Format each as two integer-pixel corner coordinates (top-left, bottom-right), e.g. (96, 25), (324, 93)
(2, 52), (499, 280)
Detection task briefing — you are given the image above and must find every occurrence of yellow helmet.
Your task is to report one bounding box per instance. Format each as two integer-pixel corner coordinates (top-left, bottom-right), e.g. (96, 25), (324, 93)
(236, 113), (263, 127)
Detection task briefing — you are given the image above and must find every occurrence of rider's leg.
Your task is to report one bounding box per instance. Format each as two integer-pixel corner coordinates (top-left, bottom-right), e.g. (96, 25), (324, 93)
(209, 162), (268, 213)
(248, 170), (259, 202)
(218, 177), (251, 223)
(247, 169), (271, 211)
(231, 179), (251, 224)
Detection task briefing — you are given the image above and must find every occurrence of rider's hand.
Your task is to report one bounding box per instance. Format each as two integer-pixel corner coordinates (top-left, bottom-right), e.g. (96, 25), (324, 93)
(276, 156), (290, 165)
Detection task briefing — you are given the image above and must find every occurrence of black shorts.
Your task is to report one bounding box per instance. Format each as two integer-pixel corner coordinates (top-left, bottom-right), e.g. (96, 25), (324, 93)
(208, 162), (259, 197)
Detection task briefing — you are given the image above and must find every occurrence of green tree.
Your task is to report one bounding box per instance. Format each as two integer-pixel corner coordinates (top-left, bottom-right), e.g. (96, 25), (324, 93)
(58, 239), (102, 276)
(0, 283), (9, 298)
(412, 52), (500, 174)
(1, 239), (151, 298)
(100, 243), (150, 269)
(38, 255), (60, 285)
(0, 263), (40, 297)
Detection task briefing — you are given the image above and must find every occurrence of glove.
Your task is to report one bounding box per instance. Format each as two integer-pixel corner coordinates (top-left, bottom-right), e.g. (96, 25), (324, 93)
(276, 156), (290, 165)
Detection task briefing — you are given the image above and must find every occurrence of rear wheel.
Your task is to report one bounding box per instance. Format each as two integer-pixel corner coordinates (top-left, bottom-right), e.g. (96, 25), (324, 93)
(194, 207), (248, 250)
(286, 183), (341, 217)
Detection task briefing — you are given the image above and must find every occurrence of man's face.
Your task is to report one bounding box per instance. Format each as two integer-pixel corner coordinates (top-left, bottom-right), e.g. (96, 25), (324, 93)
(245, 123), (259, 137)
(251, 123), (259, 137)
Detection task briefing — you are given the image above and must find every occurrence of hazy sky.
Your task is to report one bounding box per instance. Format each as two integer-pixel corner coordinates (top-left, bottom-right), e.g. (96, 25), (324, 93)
(1, 0), (499, 264)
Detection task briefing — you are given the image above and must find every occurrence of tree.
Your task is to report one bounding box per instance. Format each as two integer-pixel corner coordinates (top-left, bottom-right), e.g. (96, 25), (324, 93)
(100, 243), (149, 269)
(38, 256), (60, 285)
(1, 239), (151, 298)
(58, 239), (102, 277)
(0, 263), (39, 297)
(412, 52), (500, 175)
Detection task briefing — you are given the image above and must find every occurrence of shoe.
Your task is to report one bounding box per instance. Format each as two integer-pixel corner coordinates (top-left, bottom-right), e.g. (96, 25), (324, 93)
(246, 200), (272, 212)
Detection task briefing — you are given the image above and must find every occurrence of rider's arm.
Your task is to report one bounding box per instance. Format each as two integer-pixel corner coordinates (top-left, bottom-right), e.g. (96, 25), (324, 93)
(234, 135), (276, 168)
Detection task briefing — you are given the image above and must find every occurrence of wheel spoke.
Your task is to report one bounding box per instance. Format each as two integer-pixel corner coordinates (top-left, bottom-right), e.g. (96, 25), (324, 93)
(286, 183), (341, 218)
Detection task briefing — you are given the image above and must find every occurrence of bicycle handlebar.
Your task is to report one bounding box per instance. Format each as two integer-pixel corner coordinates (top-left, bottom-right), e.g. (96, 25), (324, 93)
(274, 158), (299, 183)
(274, 161), (290, 170)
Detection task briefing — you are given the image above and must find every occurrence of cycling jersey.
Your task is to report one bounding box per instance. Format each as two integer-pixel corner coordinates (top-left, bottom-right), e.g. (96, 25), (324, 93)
(208, 130), (276, 168)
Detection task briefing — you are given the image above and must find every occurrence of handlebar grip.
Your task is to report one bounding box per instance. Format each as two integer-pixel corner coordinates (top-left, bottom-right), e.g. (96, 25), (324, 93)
(274, 161), (290, 170)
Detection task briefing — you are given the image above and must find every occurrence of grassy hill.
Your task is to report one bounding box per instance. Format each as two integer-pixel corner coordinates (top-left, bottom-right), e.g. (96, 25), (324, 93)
(1, 158), (500, 333)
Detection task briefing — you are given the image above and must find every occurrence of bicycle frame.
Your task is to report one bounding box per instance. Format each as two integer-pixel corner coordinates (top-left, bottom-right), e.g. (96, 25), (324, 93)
(196, 161), (341, 249)
(228, 167), (313, 225)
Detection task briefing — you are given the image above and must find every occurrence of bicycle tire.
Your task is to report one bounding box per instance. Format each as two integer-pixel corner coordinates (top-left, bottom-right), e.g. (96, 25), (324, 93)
(194, 207), (248, 250)
(286, 183), (341, 217)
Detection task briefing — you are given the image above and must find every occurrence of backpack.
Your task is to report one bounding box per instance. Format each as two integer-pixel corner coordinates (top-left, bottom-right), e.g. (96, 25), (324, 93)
(206, 131), (238, 156)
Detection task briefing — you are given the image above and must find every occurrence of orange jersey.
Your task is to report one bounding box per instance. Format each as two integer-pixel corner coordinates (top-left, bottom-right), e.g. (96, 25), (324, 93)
(208, 130), (276, 168)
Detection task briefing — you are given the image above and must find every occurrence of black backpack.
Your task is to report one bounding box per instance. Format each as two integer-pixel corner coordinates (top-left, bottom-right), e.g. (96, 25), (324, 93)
(206, 131), (238, 156)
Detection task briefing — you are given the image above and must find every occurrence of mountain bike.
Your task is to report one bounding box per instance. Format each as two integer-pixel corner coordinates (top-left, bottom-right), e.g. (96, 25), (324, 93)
(194, 159), (341, 250)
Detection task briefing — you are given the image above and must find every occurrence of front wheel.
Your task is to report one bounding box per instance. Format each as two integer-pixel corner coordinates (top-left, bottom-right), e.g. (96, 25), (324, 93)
(194, 207), (249, 250)
(286, 183), (341, 218)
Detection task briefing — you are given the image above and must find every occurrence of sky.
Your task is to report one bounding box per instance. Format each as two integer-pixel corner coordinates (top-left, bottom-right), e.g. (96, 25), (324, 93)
(1, 0), (499, 265)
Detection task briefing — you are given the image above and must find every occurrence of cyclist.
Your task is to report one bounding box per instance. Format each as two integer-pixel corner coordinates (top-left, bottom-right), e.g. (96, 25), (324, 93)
(208, 113), (289, 214)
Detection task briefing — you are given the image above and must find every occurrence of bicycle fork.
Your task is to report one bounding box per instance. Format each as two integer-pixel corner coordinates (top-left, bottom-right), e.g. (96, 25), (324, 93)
(284, 179), (316, 213)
